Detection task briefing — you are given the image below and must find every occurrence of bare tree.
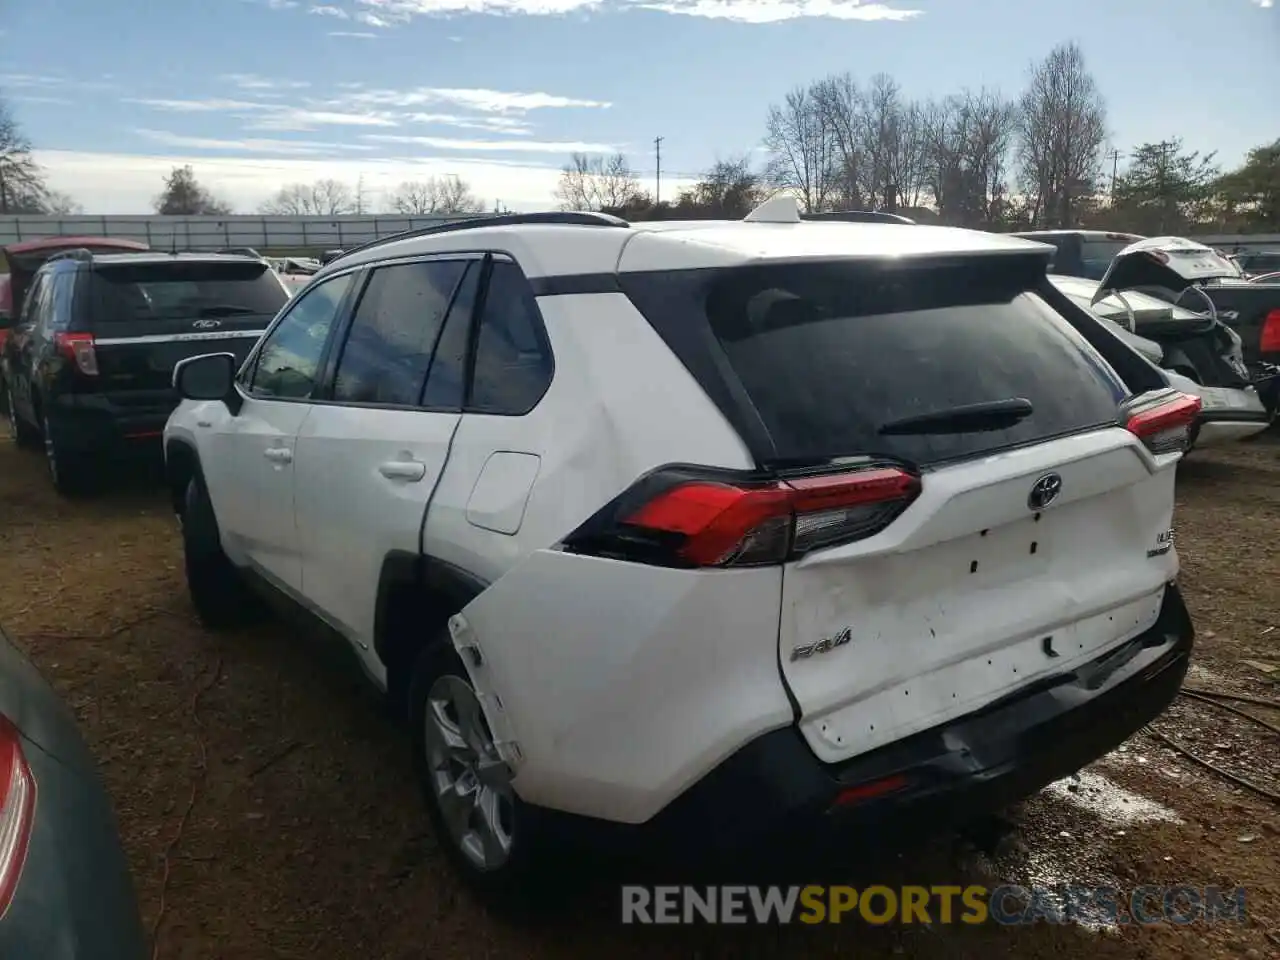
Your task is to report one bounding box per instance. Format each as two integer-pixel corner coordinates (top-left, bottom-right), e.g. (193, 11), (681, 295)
(887, 100), (928, 210)
(674, 156), (769, 219)
(918, 90), (1018, 228)
(155, 165), (233, 215)
(811, 74), (864, 209)
(386, 175), (484, 215)
(553, 153), (644, 211)
(764, 84), (838, 213)
(1016, 41), (1107, 228)
(260, 179), (355, 216)
(0, 96), (47, 213)
(44, 190), (84, 215)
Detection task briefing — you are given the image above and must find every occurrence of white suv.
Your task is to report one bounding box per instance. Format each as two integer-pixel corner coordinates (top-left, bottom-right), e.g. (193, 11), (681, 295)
(163, 199), (1199, 897)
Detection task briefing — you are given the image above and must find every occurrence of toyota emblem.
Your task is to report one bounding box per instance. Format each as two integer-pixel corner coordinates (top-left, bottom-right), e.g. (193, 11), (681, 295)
(1027, 473), (1063, 511)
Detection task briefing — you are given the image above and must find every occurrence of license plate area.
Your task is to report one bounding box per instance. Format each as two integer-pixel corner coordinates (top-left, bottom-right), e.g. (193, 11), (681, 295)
(958, 513), (1051, 584)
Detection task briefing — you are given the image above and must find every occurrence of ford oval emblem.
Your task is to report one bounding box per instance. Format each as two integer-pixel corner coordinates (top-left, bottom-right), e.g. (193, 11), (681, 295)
(1028, 473), (1063, 511)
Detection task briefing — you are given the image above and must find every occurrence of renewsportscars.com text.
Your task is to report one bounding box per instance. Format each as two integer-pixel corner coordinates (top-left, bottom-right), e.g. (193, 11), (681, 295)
(620, 884), (1248, 926)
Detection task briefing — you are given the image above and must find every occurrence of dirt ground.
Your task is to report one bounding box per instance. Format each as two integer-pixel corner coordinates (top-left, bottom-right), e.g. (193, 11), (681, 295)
(0, 434), (1276, 960)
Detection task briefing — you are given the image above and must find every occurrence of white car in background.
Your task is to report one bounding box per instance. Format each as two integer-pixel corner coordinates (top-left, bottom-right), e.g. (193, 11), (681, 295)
(1050, 275), (1272, 448)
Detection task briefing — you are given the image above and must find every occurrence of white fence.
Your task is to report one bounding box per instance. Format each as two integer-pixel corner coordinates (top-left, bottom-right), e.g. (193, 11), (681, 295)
(0, 214), (478, 252)
(1, 215), (1278, 254)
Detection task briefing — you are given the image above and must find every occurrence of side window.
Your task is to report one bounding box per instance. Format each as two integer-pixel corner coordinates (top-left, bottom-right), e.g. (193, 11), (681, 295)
(420, 263), (479, 410)
(19, 275), (48, 326)
(247, 272), (353, 400)
(331, 259), (466, 406)
(467, 260), (553, 415)
(46, 271), (77, 332)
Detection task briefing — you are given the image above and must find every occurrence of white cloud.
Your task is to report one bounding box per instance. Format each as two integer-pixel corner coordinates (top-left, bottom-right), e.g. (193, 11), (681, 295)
(247, 109), (401, 131)
(350, 0), (919, 21)
(9, 95), (74, 105)
(636, 0), (921, 22)
(1250, 0), (1272, 8)
(134, 128), (376, 155)
(124, 97), (276, 113)
(362, 133), (617, 152)
(220, 73), (311, 91)
(405, 113), (532, 134)
(330, 30), (380, 36)
(339, 86), (611, 113)
(31, 149), (588, 213)
(309, 4), (350, 15)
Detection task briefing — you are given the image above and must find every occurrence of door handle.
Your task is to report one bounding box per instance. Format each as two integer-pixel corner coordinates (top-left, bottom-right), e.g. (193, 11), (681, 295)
(264, 447), (293, 464)
(378, 459), (427, 482)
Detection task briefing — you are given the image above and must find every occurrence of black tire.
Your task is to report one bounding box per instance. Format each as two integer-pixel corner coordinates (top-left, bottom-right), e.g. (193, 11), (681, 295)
(5, 382), (40, 450)
(41, 413), (93, 496)
(409, 638), (550, 907)
(182, 477), (263, 629)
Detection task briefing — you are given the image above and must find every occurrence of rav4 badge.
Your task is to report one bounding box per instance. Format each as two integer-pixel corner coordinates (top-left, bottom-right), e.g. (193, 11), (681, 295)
(791, 627), (852, 662)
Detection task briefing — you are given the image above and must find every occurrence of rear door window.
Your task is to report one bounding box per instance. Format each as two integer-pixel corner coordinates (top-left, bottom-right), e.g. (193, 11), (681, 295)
(467, 260), (553, 415)
(88, 260), (288, 326)
(699, 260), (1129, 466)
(330, 258), (467, 406)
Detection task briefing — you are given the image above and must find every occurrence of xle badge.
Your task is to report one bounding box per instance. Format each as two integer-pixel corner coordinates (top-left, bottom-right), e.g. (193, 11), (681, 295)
(791, 627), (852, 662)
(1147, 528), (1174, 558)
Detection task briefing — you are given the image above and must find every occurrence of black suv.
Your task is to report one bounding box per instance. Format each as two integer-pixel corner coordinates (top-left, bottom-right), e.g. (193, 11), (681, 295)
(2, 250), (291, 495)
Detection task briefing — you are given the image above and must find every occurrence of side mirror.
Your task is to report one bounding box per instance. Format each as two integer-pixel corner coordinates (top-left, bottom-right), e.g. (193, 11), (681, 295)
(173, 353), (242, 414)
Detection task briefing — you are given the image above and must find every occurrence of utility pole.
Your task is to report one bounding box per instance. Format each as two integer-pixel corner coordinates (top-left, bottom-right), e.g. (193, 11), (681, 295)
(654, 136), (664, 205)
(1108, 149), (1122, 198)
(1156, 140), (1173, 233)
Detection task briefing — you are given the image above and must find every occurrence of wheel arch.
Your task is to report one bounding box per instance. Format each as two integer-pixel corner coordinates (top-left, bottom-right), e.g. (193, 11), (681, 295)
(164, 437), (204, 516)
(376, 551), (490, 719)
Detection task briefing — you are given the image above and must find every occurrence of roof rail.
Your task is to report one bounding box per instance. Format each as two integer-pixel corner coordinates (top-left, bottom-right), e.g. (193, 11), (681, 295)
(329, 211), (630, 265)
(44, 248), (97, 264)
(801, 210), (917, 225)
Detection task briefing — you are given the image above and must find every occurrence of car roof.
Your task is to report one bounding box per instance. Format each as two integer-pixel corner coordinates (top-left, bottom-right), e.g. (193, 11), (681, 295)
(3, 236), (149, 256)
(324, 217), (1052, 281)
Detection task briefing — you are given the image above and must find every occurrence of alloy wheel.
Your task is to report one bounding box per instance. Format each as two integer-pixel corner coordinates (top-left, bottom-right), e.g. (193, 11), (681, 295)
(422, 673), (515, 871)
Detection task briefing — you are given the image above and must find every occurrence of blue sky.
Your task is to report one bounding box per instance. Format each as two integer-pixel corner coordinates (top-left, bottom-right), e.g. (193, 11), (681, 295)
(1, 0), (1277, 213)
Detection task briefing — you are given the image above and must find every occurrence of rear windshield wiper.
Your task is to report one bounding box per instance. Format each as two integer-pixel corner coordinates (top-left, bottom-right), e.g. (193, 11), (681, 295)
(876, 398), (1034, 436)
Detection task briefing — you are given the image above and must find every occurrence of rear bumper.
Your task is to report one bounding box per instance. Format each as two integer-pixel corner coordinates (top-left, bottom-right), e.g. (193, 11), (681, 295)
(645, 582), (1194, 855)
(47, 391), (177, 457)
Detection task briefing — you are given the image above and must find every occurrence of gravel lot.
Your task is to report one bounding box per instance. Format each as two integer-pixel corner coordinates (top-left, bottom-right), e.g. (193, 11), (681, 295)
(0, 434), (1276, 960)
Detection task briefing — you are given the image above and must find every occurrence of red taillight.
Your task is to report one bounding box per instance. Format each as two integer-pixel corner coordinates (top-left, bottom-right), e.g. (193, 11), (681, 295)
(0, 717), (36, 919)
(831, 773), (911, 809)
(1260, 309), (1280, 354)
(1126, 391), (1202, 456)
(571, 466), (921, 568)
(54, 332), (98, 376)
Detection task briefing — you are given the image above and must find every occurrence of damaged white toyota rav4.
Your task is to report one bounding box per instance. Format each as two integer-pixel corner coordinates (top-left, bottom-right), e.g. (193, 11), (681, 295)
(163, 198), (1198, 897)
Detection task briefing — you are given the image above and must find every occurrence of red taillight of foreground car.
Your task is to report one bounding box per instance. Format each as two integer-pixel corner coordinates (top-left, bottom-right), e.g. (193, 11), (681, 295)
(1126, 392), (1202, 456)
(54, 332), (98, 376)
(0, 716), (36, 920)
(1260, 309), (1280, 355)
(564, 466), (922, 568)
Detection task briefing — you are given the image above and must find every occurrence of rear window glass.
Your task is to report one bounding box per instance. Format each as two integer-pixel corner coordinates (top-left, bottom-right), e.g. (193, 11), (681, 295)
(1080, 240), (1131, 280)
(701, 261), (1129, 466)
(88, 261), (288, 324)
